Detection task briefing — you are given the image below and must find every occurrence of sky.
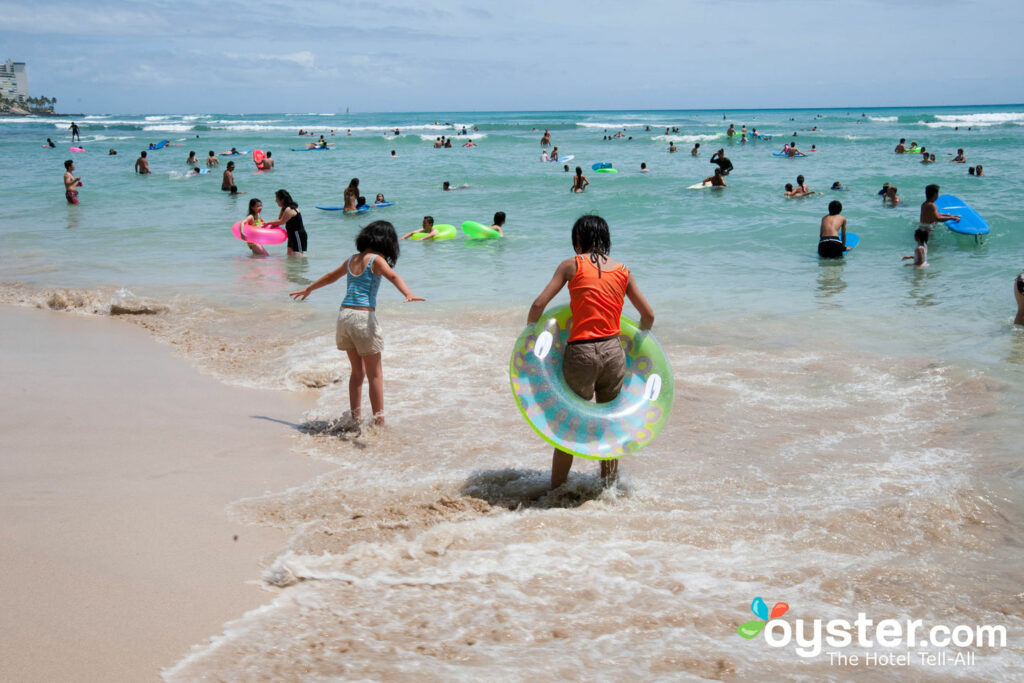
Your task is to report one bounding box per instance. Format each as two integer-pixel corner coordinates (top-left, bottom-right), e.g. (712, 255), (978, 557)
(2, 0), (1022, 114)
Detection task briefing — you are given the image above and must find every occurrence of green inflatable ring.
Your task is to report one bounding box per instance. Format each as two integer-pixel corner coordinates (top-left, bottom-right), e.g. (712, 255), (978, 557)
(411, 224), (456, 241)
(595, 168), (619, 173)
(461, 220), (501, 239)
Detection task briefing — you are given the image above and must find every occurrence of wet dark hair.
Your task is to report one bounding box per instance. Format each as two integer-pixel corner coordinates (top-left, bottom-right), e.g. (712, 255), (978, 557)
(828, 200), (842, 215)
(925, 184), (940, 200)
(423, 215), (434, 226)
(275, 189), (297, 209)
(575, 166), (583, 176)
(227, 161), (235, 170)
(64, 159), (73, 170)
(797, 175), (805, 184)
(493, 211), (505, 226)
(141, 151), (147, 157)
(347, 178), (359, 193)
(785, 183), (793, 191)
(189, 150), (195, 156)
(208, 150), (215, 156)
(1017, 273), (1024, 294)
(248, 198), (261, 215)
(969, 167), (975, 175)
(914, 228), (929, 244)
(571, 215), (612, 277)
(356, 220), (400, 267)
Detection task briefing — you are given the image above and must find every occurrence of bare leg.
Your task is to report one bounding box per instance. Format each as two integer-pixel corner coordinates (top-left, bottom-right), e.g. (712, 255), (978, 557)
(551, 449), (573, 489)
(345, 349), (364, 419)
(362, 352), (384, 424)
(600, 459), (619, 486)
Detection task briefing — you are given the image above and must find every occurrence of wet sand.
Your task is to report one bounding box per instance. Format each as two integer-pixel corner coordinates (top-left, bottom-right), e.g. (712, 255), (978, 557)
(0, 306), (327, 682)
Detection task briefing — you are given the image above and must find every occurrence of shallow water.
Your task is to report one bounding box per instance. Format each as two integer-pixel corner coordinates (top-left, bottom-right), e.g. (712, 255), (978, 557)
(2, 107), (1023, 679)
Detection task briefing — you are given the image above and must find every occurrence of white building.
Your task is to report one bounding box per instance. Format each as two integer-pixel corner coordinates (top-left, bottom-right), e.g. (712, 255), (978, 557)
(0, 60), (29, 102)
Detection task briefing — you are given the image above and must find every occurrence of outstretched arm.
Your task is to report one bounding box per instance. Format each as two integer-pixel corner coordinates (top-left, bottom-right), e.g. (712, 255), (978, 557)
(527, 259), (574, 324)
(625, 273), (655, 330)
(289, 260), (348, 300)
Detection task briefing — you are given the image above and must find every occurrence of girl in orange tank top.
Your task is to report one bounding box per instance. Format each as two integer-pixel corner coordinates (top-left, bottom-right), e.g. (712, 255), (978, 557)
(526, 215), (656, 490)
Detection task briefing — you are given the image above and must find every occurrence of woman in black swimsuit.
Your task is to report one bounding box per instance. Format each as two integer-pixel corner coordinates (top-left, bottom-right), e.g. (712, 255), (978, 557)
(264, 189), (308, 255)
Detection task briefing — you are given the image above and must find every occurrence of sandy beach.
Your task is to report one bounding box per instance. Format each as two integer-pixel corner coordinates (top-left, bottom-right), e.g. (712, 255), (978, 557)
(0, 306), (327, 681)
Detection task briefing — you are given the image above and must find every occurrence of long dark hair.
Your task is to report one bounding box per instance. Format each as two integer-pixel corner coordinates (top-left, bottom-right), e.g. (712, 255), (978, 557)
(275, 188), (298, 210)
(355, 220), (400, 267)
(571, 214), (611, 277)
(345, 177), (359, 196)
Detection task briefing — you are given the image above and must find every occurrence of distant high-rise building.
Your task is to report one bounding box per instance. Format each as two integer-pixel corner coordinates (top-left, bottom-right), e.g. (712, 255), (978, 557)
(0, 60), (29, 102)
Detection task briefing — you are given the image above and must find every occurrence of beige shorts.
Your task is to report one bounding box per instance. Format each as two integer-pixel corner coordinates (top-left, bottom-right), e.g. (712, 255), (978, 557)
(336, 308), (384, 356)
(562, 337), (626, 403)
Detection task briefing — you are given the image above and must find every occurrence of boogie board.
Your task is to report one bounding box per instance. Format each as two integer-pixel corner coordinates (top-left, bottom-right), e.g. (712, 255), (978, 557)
(934, 194), (989, 235)
(818, 233), (860, 255)
(592, 162), (612, 170)
(149, 140), (168, 150)
(688, 182), (711, 189)
(549, 155), (574, 163)
(772, 152), (806, 157)
(291, 147), (330, 151)
(373, 201), (395, 207)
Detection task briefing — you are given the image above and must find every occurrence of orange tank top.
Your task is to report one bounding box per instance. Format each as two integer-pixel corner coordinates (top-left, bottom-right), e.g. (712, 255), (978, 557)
(568, 254), (629, 342)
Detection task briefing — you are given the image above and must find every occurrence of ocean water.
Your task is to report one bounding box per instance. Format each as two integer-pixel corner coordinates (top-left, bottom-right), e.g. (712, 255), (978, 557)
(2, 107), (1023, 679)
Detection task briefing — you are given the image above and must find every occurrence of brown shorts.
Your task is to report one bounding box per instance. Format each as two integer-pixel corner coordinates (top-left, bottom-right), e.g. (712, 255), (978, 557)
(336, 308), (384, 356)
(562, 337), (626, 403)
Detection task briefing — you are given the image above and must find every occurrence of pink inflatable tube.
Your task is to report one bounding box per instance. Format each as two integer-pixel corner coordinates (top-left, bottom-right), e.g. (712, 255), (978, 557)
(231, 221), (287, 245)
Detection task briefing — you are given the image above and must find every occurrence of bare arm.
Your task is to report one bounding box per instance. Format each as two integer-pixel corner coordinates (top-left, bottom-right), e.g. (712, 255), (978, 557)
(625, 273), (655, 330)
(289, 259), (349, 300)
(527, 258), (574, 324)
(263, 206), (296, 228)
(372, 258), (424, 302)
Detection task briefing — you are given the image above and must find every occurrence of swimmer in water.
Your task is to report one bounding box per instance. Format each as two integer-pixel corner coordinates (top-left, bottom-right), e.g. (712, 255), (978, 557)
(571, 166), (589, 193)
(1015, 272), (1024, 326)
(920, 184), (959, 226)
(640, 162), (648, 173)
(491, 211), (506, 236)
(63, 159), (82, 204)
(818, 200), (850, 258)
(134, 151), (151, 174)
(701, 168), (727, 187)
(206, 150), (219, 168)
(883, 185), (901, 206)
(691, 142), (700, 156)
(668, 141), (677, 153)
(901, 228), (929, 268)
(710, 149), (733, 174)
(222, 161), (235, 191)
(401, 215), (439, 240)
(240, 197), (269, 256)
(895, 138), (907, 154)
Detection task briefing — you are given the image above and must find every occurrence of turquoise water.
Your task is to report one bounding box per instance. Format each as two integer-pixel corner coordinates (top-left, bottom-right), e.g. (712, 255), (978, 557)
(3, 107), (1023, 678)
(1, 107), (1021, 366)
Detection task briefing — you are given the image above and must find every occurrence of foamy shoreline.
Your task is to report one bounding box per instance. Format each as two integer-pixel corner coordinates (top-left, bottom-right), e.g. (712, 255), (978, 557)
(0, 305), (328, 681)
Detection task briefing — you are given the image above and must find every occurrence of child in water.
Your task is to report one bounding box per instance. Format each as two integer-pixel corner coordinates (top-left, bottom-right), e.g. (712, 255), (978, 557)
(901, 228), (930, 268)
(290, 221), (424, 425)
(401, 216), (438, 240)
(526, 215), (655, 489)
(240, 197), (269, 256)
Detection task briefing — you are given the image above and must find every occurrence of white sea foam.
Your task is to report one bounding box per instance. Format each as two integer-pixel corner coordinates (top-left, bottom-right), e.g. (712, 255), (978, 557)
(142, 124), (195, 132)
(650, 134), (720, 143)
(868, 115), (897, 122)
(934, 112), (1024, 124)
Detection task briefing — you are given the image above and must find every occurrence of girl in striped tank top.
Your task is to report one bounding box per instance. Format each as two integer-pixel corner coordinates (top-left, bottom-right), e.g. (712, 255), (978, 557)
(290, 221), (423, 426)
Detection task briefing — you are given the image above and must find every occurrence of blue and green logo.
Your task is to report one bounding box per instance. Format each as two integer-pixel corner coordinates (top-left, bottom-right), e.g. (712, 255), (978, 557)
(737, 597), (789, 639)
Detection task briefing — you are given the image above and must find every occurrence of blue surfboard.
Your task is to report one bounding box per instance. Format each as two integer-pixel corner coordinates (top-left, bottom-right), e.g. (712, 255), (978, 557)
(372, 201), (394, 207)
(291, 147), (331, 152)
(315, 205), (345, 211)
(934, 194), (989, 235)
(773, 152), (806, 157)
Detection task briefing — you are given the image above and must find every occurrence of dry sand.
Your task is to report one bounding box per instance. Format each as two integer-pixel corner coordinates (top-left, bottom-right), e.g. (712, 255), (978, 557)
(0, 306), (327, 681)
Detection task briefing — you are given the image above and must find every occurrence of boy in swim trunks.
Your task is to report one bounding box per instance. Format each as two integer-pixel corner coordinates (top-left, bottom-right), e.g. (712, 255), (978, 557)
(919, 184), (959, 226)
(527, 214), (655, 489)
(401, 216), (438, 240)
(63, 160), (82, 204)
(818, 200), (850, 258)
